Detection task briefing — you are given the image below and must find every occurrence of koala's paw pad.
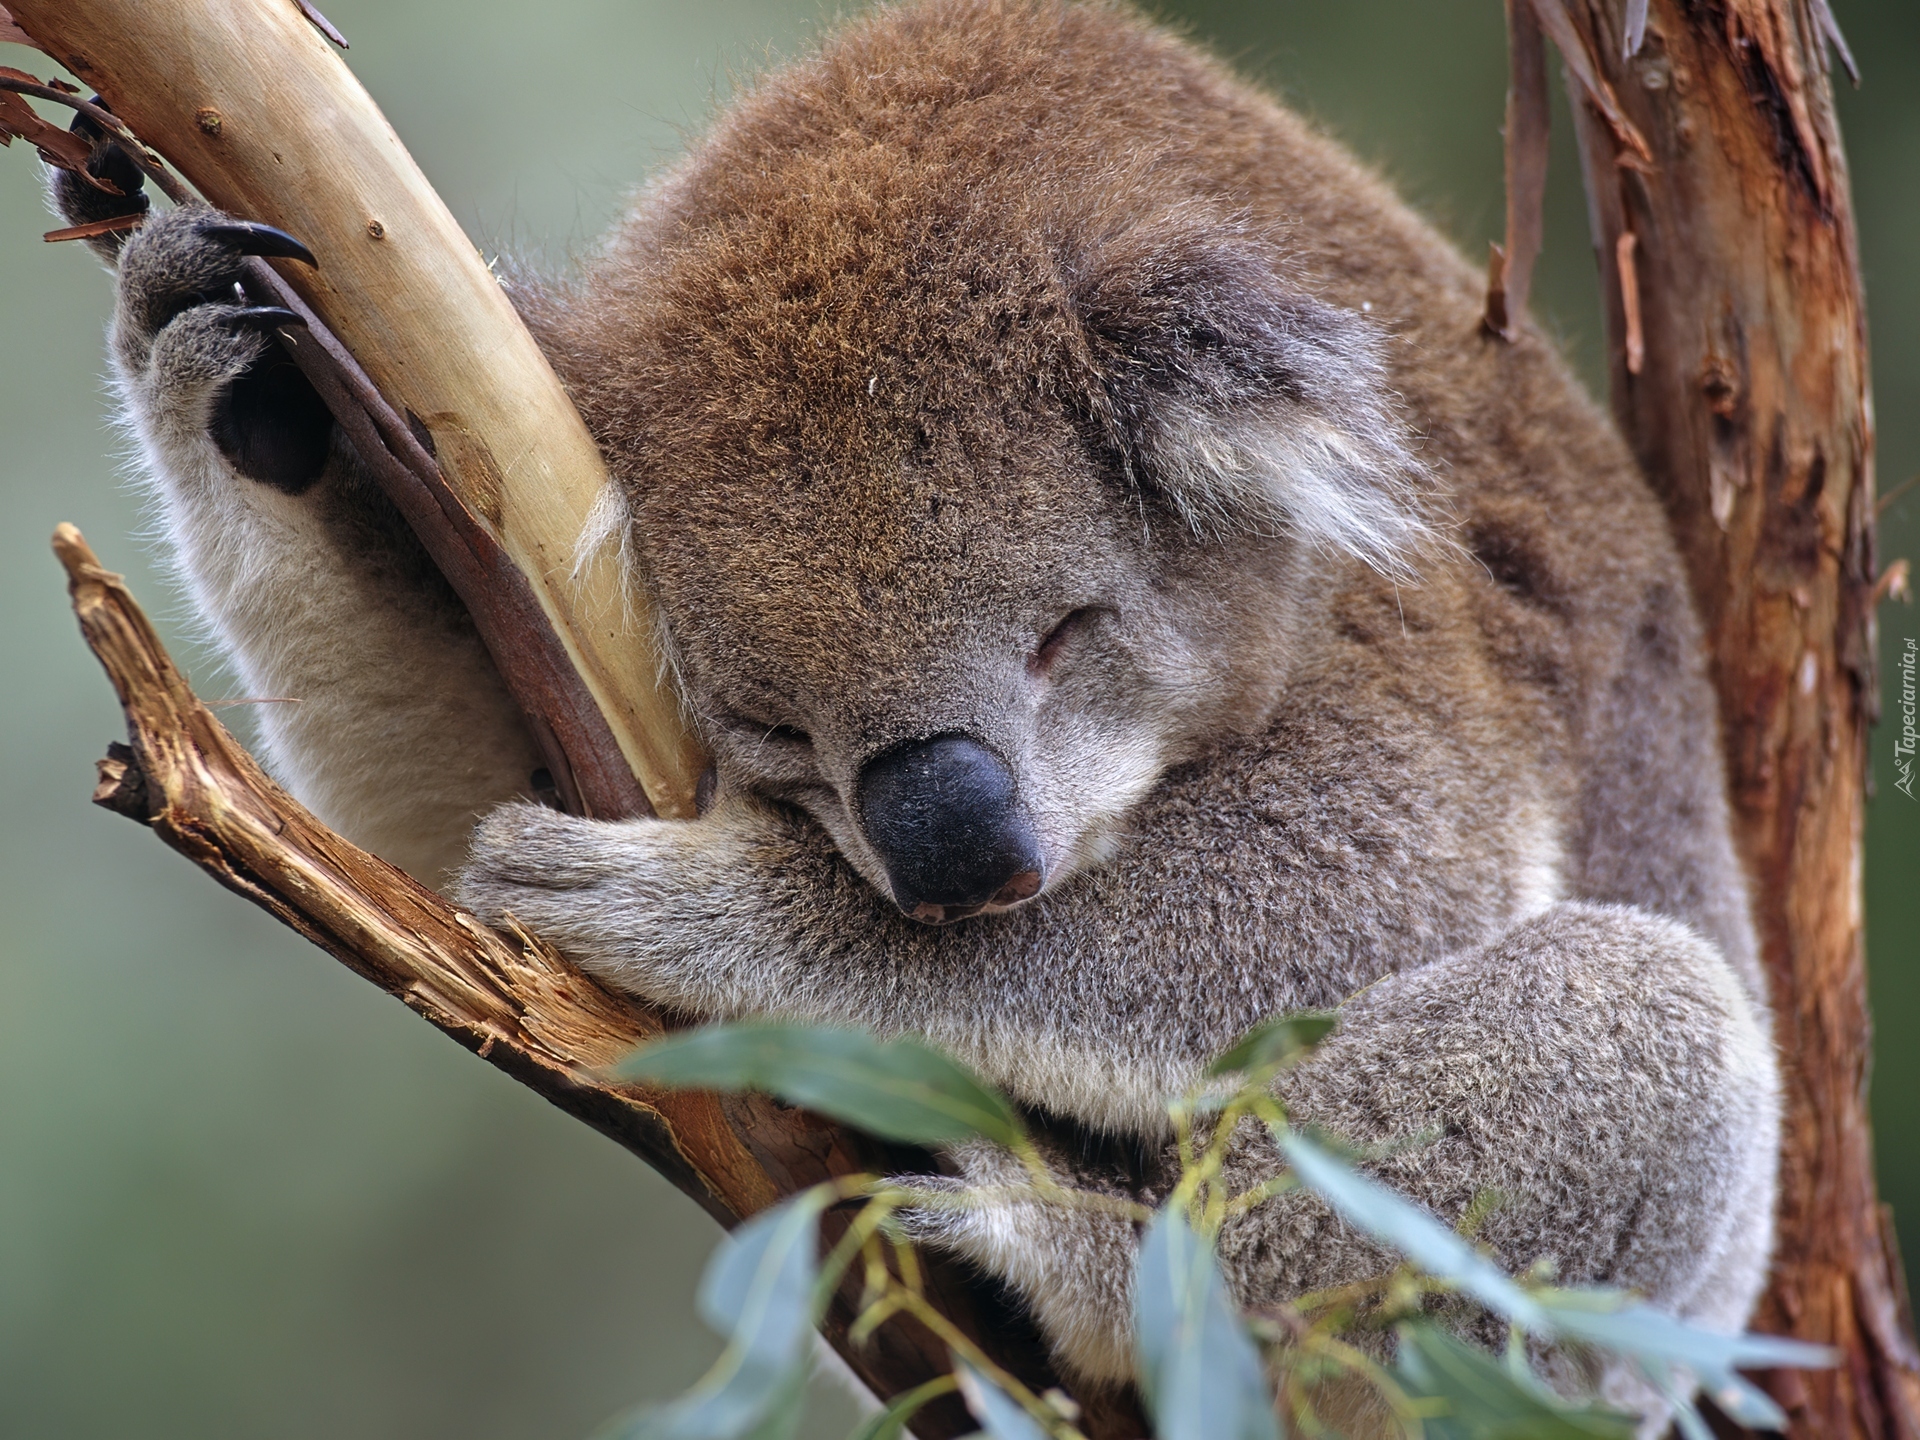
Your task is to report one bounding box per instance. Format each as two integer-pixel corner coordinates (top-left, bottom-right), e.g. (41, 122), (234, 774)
(49, 108), (151, 243)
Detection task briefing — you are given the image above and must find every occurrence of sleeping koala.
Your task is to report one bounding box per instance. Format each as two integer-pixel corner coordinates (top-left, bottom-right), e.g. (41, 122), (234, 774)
(58, 0), (1780, 1424)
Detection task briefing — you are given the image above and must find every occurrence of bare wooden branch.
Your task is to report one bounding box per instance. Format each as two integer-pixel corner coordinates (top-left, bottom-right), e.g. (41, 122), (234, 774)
(52, 523), (1141, 1440)
(1537, 2), (1920, 1435)
(0, 3), (35, 49)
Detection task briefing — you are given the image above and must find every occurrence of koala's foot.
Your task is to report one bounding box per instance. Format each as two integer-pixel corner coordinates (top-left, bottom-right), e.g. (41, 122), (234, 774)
(100, 203), (543, 886)
(890, 1138), (1146, 1389)
(111, 204), (333, 494)
(47, 106), (151, 259)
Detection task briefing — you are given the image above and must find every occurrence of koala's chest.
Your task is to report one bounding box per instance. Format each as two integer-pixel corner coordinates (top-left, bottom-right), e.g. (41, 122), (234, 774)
(1102, 664), (1566, 1006)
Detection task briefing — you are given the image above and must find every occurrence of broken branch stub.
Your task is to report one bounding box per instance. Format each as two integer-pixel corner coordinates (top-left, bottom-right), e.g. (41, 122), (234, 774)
(6, 0), (704, 821)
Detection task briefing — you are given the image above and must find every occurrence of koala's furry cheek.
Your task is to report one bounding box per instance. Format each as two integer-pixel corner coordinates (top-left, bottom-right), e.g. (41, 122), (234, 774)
(1020, 720), (1174, 887)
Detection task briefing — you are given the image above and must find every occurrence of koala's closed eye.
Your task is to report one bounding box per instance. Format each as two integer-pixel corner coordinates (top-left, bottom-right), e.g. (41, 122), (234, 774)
(1030, 606), (1106, 677)
(717, 715), (813, 748)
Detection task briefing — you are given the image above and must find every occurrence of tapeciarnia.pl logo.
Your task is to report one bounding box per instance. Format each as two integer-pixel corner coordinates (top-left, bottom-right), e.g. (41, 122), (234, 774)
(1896, 635), (1917, 800)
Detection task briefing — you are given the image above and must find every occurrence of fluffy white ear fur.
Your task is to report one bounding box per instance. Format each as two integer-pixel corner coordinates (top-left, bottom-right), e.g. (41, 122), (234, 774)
(1132, 371), (1432, 581)
(1076, 220), (1435, 580)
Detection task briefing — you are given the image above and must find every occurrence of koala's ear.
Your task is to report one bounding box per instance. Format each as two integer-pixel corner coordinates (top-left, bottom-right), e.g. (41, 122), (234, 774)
(1073, 226), (1432, 577)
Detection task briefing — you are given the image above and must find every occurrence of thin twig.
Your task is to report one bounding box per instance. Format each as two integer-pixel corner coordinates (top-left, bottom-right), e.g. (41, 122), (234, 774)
(1878, 473), (1919, 518)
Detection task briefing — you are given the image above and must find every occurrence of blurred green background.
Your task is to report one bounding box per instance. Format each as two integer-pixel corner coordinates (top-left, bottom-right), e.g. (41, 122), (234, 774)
(0, 3), (1912, 1436)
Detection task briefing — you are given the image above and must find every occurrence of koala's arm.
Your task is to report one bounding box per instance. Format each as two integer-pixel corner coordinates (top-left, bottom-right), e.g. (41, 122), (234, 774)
(465, 792), (1782, 1405)
(71, 181), (544, 886)
(457, 791), (1284, 1133)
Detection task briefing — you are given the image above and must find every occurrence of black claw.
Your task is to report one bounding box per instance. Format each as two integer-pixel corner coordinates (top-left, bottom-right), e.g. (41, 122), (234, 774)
(200, 220), (318, 269)
(229, 306), (308, 331)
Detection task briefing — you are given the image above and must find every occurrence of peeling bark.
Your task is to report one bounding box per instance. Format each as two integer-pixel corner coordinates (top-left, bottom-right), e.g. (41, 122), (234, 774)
(1512, 3), (1919, 1435)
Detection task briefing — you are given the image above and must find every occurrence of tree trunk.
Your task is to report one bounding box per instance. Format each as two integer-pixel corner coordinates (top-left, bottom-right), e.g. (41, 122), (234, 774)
(1506, 2), (1920, 1435)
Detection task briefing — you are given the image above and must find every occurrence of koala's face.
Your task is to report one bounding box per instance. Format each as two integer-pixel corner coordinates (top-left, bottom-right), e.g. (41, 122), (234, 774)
(592, 179), (1425, 922)
(647, 395), (1245, 923)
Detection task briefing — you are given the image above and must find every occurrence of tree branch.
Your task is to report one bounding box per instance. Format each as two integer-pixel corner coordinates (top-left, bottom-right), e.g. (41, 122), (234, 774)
(6, 0), (702, 823)
(53, 523), (1138, 1440)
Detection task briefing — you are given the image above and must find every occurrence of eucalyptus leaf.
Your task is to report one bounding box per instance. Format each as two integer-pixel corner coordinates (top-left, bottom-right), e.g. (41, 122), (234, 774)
(1279, 1130), (1549, 1331)
(846, 1374), (958, 1440)
(699, 1186), (835, 1351)
(953, 1359), (1050, 1440)
(1205, 1012), (1339, 1078)
(735, 1364), (811, 1440)
(604, 1187), (833, 1440)
(1393, 1321), (1635, 1439)
(1536, 1293), (1832, 1431)
(1133, 1206), (1280, 1440)
(619, 1022), (1024, 1147)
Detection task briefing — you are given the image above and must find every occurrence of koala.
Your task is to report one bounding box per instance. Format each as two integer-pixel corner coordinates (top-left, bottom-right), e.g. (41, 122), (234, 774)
(58, 0), (1780, 1428)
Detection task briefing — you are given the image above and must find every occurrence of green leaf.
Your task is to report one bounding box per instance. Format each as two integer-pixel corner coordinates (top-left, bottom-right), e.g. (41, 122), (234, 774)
(603, 1187), (832, 1440)
(618, 1023), (1025, 1147)
(734, 1365), (811, 1440)
(1279, 1130), (1549, 1331)
(1535, 1292), (1833, 1431)
(1393, 1322), (1636, 1439)
(845, 1374), (958, 1440)
(953, 1359), (1050, 1440)
(1133, 1206), (1280, 1440)
(698, 1186), (834, 1349)
(1205, 1012), (1339, 1078)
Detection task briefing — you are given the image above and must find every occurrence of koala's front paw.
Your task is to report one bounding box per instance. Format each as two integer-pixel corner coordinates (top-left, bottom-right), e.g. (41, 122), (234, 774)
(48, 107), (151, 254)
(459, 801), (647, 904)
(114, 205), (331, 493)
(455, 801), (746, 1005)
(892, 1139), (1140, 1386)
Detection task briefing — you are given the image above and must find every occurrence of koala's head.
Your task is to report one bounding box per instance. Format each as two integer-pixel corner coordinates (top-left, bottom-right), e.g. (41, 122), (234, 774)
(562, 64), (1429, 923)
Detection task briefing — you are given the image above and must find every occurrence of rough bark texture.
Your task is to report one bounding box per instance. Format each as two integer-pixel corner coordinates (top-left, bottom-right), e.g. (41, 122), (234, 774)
(1533, 2), (1920, 1435)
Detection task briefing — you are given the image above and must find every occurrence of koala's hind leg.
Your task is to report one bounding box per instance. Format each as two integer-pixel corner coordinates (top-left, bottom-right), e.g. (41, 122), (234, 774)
(903, 904), (1780, 1427)
(96, 202), (543, 885)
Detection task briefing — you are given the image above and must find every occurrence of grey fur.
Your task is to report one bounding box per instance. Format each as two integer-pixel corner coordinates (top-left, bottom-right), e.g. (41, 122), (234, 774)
(68, 3), (1781, 1430)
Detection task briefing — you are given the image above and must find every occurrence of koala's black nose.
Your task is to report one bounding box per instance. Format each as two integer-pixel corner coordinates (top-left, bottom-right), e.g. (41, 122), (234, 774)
(856, 734), (1044, 923)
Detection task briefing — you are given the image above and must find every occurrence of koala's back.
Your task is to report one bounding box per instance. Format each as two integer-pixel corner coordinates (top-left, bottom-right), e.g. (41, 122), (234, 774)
(538, 0), (1756, 994)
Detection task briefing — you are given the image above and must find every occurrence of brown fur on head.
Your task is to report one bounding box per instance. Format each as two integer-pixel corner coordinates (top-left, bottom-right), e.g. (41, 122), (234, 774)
(532, 0), (1435, 914)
